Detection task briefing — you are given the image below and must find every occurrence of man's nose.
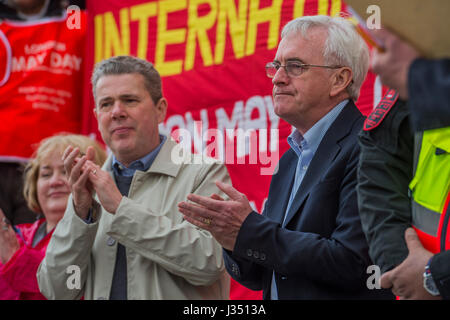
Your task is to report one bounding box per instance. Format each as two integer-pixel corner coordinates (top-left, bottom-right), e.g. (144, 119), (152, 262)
(111, 101), (127, 119)
(272, 66), (289, 85)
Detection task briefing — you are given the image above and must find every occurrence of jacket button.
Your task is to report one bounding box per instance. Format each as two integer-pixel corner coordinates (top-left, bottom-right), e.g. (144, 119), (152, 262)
(246, 249), (253, 257)
(253, 251), (259, 259)
(260, 253), (266, 261)
(231, 264), (239, 276)
(107, 237), (116, 246)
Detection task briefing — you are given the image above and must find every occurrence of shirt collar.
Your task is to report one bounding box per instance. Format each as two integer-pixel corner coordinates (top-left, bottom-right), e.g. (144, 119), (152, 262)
(112, 135), (167, 176)
(287, 129), (305, 158)
(287, 99), (348, 157)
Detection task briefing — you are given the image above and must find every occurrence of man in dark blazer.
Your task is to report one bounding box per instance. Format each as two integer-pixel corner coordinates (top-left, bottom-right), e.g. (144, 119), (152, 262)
(178, 15), (393, 299)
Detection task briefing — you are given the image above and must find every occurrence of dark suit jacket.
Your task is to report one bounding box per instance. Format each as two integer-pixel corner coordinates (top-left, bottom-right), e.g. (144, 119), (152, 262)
(224, 101), (394, 299)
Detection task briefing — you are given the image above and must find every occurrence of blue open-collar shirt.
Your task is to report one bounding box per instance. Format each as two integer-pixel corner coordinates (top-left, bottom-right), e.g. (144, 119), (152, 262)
(271, 99), (348, 300)
(112, 135), (167, 177)
(284, 99), (348, 221)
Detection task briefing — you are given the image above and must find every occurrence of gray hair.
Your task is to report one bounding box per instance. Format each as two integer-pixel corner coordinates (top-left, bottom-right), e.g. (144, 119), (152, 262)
(91, 55), (163, 105)
(281, 15), (369, 101)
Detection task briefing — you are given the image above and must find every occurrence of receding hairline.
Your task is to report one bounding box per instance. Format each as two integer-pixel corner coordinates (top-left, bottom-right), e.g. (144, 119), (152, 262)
(281, 25), (328, 51)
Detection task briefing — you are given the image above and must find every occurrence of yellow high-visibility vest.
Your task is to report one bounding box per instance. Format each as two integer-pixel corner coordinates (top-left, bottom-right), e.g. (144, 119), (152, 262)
(409, 127), (450, 253)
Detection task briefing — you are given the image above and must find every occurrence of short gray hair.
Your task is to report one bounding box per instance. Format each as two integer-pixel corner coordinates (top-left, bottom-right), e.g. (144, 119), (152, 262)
(91, 55), (163, 105)
(281, 15), (369, 101)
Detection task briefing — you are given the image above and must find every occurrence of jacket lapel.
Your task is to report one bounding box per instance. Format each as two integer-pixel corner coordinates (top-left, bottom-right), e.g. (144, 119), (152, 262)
(265, 149), (297, 224)
(281, 101), (361, 227)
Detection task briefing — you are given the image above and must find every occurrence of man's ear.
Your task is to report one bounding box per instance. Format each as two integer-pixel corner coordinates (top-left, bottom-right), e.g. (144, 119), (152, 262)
(156, 97), (168, 123)
(329, 67), (353, 98)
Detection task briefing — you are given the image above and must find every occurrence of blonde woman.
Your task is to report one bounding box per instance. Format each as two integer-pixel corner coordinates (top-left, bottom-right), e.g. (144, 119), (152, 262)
(0, 134), (106, 300)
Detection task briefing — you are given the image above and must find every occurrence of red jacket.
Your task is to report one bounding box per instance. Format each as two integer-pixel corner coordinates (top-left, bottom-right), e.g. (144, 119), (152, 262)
(0, 218), (53, 300)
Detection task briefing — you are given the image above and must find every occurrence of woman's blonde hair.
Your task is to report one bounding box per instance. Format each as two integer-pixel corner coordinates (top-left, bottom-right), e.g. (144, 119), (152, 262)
(23, 133), (107, 213)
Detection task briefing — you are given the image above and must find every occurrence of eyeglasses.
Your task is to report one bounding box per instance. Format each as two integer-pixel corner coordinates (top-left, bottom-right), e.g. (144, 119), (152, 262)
(265, 61), (343, 78)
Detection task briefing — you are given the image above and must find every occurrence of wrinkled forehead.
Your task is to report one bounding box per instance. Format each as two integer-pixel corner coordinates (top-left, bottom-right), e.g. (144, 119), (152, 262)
(95, 73), (148, 99)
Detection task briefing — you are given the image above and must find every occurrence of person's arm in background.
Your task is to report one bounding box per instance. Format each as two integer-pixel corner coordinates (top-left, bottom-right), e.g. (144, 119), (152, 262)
(371, 29), (450, 131)
(0, 209), (42, 294)
(408, 58), (450, 131)
(0, 209), (45, 295)
(357, 99), (413, 273)
(1, 238), (44, 294)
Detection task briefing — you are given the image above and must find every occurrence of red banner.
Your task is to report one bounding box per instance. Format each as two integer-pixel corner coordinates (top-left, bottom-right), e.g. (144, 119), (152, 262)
(0, 12), (86, 161)
(83, 0), (384, 300)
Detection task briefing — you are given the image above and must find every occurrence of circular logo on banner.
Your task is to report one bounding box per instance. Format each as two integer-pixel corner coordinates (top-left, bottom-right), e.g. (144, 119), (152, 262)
(0, 30), (12, 87)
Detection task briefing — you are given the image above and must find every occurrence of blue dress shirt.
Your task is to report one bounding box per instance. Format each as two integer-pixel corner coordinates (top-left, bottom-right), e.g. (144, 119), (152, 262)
(271, 99), (348, 300)
(112, 135), (167, 177)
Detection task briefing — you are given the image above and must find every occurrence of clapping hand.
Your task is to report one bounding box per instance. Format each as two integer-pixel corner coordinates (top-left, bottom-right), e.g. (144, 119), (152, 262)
(0, 208), (20, 264)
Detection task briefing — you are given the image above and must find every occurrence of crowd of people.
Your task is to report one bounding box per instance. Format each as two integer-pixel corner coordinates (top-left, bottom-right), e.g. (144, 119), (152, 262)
(0, 0), (448, 300)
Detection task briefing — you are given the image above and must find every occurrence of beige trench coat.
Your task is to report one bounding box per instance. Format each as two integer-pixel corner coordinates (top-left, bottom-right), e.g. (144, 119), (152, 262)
(37, 138), (231, 300)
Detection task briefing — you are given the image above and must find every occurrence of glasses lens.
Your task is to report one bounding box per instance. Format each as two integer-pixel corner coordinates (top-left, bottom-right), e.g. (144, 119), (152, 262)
(286, 62), (304, 77)
(265, 63), (277, 78)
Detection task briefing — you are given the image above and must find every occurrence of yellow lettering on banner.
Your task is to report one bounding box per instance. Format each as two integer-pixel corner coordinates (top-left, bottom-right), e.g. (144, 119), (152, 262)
(330, 0), (342, 17)
(155, 0), (187, 76)
(294, 0), (342, 19)
(185, 0), (217, 71)
(94, 14), (103, 63)
(104, 9), (130, 58)
(317, 0), (328, 15)
(130, 2), (158, 60)
(293, 0), (305, 18)
(215, 0), (248, 64)
(246, 0), (283, 56)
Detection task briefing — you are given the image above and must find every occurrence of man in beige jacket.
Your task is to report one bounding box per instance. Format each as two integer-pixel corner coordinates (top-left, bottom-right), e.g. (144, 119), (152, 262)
(37, 56), (230, 300)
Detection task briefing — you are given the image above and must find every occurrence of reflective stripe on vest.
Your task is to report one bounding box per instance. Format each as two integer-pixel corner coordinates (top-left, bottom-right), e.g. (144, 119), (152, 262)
(412, 200), (440, 236)
(409, 127), (450, 253)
